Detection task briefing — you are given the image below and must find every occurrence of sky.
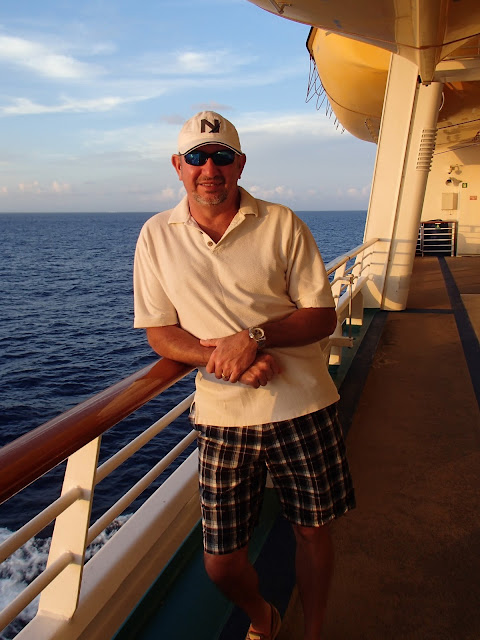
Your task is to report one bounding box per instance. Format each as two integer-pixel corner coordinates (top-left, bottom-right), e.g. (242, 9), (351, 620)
(0, 0), (377, 213)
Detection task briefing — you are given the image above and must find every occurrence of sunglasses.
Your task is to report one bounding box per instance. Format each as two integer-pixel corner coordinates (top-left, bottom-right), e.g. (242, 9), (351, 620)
(183, 149), (236, 166)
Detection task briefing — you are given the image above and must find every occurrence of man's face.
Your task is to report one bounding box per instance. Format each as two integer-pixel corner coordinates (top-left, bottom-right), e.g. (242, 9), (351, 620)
(171, 144), (246, 209)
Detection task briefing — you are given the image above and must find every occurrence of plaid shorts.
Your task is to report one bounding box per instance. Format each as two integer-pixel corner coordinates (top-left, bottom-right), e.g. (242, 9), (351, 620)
(195, 403), (355, 555)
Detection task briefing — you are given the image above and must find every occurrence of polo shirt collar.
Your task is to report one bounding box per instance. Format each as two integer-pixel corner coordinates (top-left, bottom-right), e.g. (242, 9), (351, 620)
(168, 195), (190, 225)
(167, 187), (259, 226)
(237, 187), (259, 218)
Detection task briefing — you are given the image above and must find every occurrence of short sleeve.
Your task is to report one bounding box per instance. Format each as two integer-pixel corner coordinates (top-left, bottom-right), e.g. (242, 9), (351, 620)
(133, 226), (179, 328)
(287, 221), (335, 309)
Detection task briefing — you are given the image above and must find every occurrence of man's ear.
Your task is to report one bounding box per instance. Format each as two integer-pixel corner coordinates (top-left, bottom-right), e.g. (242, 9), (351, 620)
(238, 153), (246, 179)
(171, 154), (182, 180)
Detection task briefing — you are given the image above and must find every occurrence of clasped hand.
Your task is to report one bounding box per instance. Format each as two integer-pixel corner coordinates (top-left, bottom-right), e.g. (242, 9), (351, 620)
(200, 330), (280, 389)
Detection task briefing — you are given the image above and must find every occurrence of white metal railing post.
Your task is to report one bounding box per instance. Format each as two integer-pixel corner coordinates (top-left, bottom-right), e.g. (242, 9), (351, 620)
(38, 437), (101, 619)
(329, 264), (353, 365)
(330, 262), (347, 302)
(351, 251), (366, 327)
(328, 262), (346, 363)
(326, 239), (379, 365)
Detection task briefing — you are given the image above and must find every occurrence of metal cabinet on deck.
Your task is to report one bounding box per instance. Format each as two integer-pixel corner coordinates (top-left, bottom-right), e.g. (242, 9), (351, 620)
(416, 220), (457, 256)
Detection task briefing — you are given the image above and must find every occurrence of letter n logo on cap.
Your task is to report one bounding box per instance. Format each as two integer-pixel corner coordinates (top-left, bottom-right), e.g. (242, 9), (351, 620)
(201, 118), (220, 134)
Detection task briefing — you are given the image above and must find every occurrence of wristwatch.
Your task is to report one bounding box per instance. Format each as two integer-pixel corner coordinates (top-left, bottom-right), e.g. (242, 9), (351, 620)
(248, 326), (266, 349)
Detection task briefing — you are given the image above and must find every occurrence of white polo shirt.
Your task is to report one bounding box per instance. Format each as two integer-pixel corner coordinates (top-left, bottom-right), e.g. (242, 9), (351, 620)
(134, 187), (339, 426)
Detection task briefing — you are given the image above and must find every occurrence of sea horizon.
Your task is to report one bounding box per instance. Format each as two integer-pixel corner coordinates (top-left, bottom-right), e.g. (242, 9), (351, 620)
(0, 208), (367, 215)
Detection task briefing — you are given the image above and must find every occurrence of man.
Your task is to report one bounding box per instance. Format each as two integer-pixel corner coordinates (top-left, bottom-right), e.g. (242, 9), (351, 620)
(134, 111), (355, 640)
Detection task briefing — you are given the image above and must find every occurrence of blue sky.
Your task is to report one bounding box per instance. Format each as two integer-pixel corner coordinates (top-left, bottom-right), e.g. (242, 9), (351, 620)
(0, 0), (377, 213)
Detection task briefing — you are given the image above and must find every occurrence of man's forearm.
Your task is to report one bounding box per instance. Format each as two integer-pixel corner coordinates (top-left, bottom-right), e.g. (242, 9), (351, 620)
(261, 307), (337, 349)
(146, 325), (280, 389)
(145, 307), (336, 380)
(146, 325), (213, 367)
(198, 306), (337, 383)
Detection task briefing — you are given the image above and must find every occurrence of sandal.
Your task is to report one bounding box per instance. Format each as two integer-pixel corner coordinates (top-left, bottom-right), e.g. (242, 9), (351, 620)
(245, 604), (282, 640)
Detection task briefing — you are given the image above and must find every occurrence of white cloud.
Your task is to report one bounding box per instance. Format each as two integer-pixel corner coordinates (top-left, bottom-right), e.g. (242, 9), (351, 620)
(88, 41), (117, 56)
(190, 101), (234, 113)
(248, 184), (295, 200)
(17, 180), (71, 195)
(52, 181), (71, 194)
(346, 185), (371, 199)
(240, 111), (343, 139)
(84, 110), (344, 162)
(18, 181), (41, 193)
(0, 35), (103, 79)
(82, 122), (178, 159)
(142, 187), (177, 203)
(175, 50), (251, 74)
(139, 48), (256, 76)
(0, 95), (147, 116)
(135, 185), (184, 208)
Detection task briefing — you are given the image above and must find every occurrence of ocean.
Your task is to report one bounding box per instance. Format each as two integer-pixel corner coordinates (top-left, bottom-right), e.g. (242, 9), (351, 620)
(0, 209), (366, 637)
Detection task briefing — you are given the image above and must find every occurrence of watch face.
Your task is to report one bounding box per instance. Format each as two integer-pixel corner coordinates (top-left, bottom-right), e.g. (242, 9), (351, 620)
(249, 327), (265, 344)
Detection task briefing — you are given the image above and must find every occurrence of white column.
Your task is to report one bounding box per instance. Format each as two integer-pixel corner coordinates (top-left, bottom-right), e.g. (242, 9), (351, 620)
(363, 54), (443, 310)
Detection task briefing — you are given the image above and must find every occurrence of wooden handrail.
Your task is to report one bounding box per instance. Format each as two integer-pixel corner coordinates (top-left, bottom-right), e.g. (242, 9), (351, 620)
(0, 359), (194, 506)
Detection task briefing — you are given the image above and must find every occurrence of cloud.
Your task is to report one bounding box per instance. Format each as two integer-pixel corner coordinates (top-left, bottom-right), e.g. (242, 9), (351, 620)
(248, 184), (295, 200)
(0, 35), (103, 79)
(140, 187), (177, 202)
(157, 187), (176, 201)
(18, 180), (41, 193)
(346, 185), (371, 199)
(190, 101), (234, 113)
(160, 104), (234, 127)
(177, 51), (224, 74)
(139, 48), (255, 77)
(160, 114), (188, 125)
(0, 95), (148, 116)
(51, 181), (71, 194)
(135, 185), (185, 207)
(240, 112), (342, 139)
(17, 180), (71, 194)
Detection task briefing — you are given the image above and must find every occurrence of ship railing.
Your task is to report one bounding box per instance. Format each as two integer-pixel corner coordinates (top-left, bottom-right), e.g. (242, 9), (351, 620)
(326, 237), (378, 365)
(0, 237), (380, 639)
(0, 359), (197, 638)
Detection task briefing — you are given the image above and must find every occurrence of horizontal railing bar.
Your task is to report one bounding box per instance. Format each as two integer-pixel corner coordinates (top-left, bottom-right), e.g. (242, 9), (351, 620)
(330, 275), (356, 287)
(0, 552), (73, 633)
(0, 359), (194, 506)
(87, 430), (197, 545)
(325, 238), (379, 276)
(95, 393), (195, 485)
(0, 487), (82, 564)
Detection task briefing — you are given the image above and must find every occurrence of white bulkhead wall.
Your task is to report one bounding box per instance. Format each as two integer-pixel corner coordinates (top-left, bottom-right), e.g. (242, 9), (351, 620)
(422, 148), (480, 256)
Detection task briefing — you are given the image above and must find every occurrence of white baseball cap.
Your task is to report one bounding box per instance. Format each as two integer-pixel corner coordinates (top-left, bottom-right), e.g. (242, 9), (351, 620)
(177, 111), (242, 155)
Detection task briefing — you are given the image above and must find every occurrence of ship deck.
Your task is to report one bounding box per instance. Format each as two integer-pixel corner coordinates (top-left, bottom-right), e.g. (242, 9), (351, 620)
(116, 255), (480, 640)
(280, 255), (480, 639)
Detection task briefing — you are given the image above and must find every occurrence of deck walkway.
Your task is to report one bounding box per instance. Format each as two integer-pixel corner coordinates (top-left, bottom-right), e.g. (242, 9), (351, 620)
(280, 256), (480, 640)
(120, 256), (479, 640)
